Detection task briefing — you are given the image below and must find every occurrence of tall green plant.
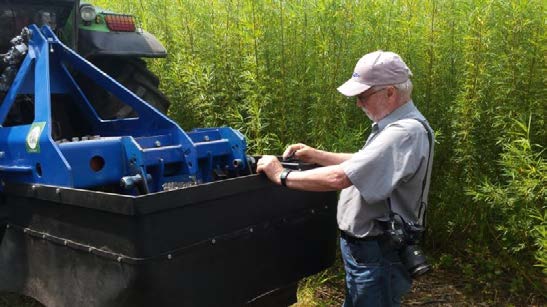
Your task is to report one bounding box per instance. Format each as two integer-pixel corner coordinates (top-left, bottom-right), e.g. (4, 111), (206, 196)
(89, 0), (546, 300)
(468, 117), (546, 293)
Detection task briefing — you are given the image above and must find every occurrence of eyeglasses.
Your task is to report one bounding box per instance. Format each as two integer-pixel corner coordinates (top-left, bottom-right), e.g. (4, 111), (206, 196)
(356, 87), (387, 102)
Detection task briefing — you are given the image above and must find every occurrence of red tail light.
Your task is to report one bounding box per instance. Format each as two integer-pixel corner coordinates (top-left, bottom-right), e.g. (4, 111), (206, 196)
(104, 14), (136, 32)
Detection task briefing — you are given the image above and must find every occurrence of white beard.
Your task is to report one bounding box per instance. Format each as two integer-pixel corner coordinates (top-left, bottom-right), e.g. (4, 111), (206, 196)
(360, 106), (374, 121)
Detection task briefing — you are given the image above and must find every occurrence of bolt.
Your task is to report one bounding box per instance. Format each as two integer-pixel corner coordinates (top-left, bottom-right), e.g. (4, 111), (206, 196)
(204, 135), (210, 141)
(233, 159), (243, 168)
(0, 151), (4, 158)
(211, 239), (216, 244)
(154, 140), (161, 147)
(167, 254), (172, 260)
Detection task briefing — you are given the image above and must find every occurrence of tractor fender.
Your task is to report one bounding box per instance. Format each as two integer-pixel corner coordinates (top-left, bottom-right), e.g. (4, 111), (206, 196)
(78, 29), (167, 58)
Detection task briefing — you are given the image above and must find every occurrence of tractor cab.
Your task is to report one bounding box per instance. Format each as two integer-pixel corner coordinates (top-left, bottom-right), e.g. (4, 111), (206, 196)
(0, 0), (76, 51)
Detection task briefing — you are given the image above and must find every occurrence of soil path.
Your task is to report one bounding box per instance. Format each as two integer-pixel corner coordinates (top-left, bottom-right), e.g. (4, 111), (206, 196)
(300, 268), (543, 307)
(2, 268), (544, 306)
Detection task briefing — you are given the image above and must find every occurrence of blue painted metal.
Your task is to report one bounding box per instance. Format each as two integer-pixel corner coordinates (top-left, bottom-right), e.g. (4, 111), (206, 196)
(0, 25), (248, 194)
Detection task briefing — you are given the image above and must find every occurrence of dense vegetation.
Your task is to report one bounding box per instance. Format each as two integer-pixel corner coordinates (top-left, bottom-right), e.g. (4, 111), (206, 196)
(94, 0), (545, 302)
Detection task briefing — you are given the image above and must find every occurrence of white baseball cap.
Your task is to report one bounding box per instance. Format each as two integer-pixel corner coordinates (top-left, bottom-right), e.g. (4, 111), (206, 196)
(337, 50), (412, 97)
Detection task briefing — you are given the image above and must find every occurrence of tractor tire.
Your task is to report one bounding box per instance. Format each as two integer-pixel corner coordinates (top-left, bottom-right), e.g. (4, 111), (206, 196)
(84, 57), (170, 119)
(0, 199), (6, 247)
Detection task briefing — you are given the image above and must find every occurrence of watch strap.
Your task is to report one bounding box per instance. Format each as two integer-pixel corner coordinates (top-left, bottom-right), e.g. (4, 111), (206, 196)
(280, 168), (292, 187)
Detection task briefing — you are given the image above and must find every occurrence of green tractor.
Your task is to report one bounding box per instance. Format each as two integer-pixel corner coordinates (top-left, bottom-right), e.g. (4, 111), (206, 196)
(0, 0), (169, 257)
(0, 0), (170, 119)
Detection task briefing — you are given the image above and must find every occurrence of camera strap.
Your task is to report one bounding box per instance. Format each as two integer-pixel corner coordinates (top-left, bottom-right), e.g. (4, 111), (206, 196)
(386, 118), (433, 228)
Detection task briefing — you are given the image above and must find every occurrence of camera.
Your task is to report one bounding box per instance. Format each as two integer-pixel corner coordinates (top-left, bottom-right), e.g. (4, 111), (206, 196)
(385, 219), (406, 249)
(384, 218), (431, 278)
(400, 244), (430, 277)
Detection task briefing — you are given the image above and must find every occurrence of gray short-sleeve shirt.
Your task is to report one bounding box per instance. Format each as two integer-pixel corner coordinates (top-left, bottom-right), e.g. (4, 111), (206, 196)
(337, 101), (433, 238)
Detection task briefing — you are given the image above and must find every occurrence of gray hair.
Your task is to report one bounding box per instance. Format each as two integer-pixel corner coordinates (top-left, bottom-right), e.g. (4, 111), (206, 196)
(393, 79), (413, 97)
(372, 79), (413, 97)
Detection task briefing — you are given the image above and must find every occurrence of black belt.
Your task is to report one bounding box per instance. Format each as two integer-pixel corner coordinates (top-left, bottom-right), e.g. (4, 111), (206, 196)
(340, 231), (386, 242)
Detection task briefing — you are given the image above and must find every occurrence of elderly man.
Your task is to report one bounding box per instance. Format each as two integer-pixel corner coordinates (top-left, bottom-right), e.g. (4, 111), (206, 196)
(256, 50), (434, 306)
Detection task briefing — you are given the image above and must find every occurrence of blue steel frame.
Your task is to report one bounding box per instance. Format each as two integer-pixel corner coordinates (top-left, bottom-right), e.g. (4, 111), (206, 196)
(0, 25), (248, 194)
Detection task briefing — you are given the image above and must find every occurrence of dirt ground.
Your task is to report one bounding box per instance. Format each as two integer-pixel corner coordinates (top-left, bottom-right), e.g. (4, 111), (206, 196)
(304, 268), (545, 307)
(2, 268), (544, 306)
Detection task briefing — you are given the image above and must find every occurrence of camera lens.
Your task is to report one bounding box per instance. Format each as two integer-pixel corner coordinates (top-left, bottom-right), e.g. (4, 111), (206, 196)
(411, 263), (431, 277)
(400, 245), (431, 277)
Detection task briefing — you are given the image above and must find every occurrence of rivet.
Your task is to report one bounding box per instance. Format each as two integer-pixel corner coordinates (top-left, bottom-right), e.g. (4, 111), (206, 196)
(249, 228), (254, 233)
(167, 254), (172, 260)
(56, 188), (61, 195)
(5, 224), (10, 229)
(117, 257), (122, 262)
(311, 209), (315, 214)
(63, 240), (68, 246)
(89, 247), (94, 252)
(211, 239), (216, 244)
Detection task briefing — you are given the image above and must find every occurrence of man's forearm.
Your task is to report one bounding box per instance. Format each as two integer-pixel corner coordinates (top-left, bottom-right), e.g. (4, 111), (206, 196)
(313, 151), (353, 166)
(284, 165), (352, 191)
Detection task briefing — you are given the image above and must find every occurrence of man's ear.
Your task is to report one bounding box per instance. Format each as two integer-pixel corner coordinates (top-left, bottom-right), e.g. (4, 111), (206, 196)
(386, 86), (396, 97)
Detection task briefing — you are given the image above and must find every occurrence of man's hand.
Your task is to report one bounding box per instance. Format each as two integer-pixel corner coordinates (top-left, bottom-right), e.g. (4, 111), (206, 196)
(256, 155), (284, 185)
(282, 143), (317, 163)
(283, 143), (353, 166)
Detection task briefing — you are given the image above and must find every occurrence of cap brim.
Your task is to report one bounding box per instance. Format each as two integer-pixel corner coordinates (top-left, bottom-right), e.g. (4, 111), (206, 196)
(337, 79), (372, 97)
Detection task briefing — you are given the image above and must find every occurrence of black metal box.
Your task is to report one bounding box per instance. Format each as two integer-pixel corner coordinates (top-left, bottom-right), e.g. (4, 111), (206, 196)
(0, 174), (338, 307)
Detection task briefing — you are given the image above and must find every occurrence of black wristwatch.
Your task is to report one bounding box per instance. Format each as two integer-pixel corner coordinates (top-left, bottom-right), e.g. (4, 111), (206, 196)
(279, 168), (292, 187)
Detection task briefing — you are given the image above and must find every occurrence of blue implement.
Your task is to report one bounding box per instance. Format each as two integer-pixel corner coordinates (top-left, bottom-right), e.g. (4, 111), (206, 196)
(0, 25), (248, 194)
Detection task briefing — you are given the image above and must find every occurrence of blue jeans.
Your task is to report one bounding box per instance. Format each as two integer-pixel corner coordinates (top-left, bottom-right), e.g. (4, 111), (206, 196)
(340, 235), (412, 307)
